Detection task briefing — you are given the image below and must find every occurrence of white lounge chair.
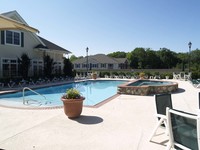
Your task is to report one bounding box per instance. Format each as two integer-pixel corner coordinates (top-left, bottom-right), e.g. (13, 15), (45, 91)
(173, 72), (180, 80)
(7, 80), (15, 88)
(0, 82), (4, 88)
(19, 79), (27, 87)
(184, 72), (192, 81)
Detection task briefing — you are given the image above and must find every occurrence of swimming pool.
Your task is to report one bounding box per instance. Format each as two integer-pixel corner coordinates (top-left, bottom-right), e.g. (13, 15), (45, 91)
(0, 80), (127, 108)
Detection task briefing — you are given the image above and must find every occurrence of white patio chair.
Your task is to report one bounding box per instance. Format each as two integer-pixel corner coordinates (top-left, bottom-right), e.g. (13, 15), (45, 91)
(149, 93), (173, 141)
(173, 72), (180, 80)
(0, 82), (4, 88)
(184, 72), (192, 81)
(104, 75), (109, 78)
(149, 76), (154, 79)
(28, 78), (35, 85)
(7, 80), (15, 88)
(166, 108), (200, 150)
(154, 75), (160, 79)
(19, 79), (27, 87)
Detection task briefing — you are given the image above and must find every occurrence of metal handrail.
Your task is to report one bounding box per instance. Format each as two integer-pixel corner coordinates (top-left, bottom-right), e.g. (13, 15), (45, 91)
(23, 87), (46, 105)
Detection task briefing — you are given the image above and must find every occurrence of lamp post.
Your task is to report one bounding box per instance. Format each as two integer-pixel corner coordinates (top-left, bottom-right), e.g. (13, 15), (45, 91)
(86, 47), (89, 75)
(188, 42), (192, 72)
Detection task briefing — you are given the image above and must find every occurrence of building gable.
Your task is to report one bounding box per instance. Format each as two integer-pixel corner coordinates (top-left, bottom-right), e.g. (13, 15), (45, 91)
(1, 10), (28, 25)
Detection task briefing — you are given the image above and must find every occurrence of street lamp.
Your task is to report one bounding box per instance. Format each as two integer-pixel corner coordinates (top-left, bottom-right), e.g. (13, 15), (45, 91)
(86, 47), (89, 75)
(188, 41), (192, 72)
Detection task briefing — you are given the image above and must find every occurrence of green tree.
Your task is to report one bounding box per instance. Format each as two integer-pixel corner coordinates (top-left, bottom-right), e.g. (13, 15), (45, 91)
(190, 49), (200, 72)
(70, 55), (78, 62)
(127, 52), (138, 69)
(191, 49), (200, 64)
(157, 48), (178, 69)
(43, 54), (54, 78)
(107, 51), (127, 58)
(145, 49), (161, 69)
(18, 53), (31, 79)
(176, 52), (187, 71)
(63, 58), (73, 77)
(132, 48), (146, 69)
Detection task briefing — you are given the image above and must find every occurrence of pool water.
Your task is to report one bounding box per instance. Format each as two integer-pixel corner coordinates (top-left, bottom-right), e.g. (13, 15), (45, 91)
(128, 80), (172, 86)
(0, 80), (127, 107)
(118, 79), (178, 95)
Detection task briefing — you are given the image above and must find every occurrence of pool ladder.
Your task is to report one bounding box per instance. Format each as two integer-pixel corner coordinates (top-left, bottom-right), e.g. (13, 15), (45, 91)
(23, 87), (47, 105)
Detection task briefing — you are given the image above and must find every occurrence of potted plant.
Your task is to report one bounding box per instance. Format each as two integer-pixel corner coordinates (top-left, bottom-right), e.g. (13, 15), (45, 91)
(139, 72), (145, 79)
(92, 72), (97, 79)
(61, 88), (85, 118)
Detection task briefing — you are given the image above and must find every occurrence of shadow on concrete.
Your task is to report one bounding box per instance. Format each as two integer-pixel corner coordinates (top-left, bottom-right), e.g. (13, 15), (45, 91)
(147, 88), (186, 97)
(172, 88), (185, 94)
(71, 115), (103, 125)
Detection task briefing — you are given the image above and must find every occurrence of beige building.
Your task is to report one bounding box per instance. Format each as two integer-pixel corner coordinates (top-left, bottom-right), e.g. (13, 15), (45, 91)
(0, 11), (70, 78)
(72, 54), (128, 71)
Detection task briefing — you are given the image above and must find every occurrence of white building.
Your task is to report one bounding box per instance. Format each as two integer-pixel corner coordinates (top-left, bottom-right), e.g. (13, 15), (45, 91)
(0, 11), (71, 78)
(72, 54), (128, 71)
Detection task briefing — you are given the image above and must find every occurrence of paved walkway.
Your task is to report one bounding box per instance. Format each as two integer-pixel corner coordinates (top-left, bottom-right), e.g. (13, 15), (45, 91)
(0, 80), (199, 150)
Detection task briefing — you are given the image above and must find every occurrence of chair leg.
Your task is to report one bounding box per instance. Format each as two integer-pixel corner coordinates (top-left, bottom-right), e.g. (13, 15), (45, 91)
(163, 120), (169, 136)
(166, 142), (171, 150)
(149, 118), (165, 141)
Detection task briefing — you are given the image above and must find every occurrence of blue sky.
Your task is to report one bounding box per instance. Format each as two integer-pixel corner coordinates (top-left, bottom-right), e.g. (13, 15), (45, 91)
(1, 0), (200, 57)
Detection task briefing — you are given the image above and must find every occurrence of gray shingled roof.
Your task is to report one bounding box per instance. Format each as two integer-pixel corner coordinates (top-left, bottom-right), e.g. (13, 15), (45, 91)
(73, 54), (127, 64)
(37, 36), (71, 53)
(113, 58), (127, 63)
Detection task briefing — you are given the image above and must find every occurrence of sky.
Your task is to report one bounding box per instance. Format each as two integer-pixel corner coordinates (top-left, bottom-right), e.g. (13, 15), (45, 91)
(1, 0), (200, 57)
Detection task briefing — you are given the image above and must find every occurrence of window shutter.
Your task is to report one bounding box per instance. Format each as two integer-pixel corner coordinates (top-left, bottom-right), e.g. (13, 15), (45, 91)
(1, 31), (5, 45)
(21, 32), (24, 47)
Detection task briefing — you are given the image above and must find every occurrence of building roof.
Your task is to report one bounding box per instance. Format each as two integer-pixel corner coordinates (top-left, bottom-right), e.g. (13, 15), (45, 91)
(0, 10), (39, 33)
(1, 10), (70, 54)
(37, 36), (71, 54)
(73, 54), (127, 64)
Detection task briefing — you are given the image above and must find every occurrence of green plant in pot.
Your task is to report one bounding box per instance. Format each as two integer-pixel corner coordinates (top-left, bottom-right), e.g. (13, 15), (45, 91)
(139, 72), (145, 79)
(92, 71), (97, 79)
(61, 88), (85, 118)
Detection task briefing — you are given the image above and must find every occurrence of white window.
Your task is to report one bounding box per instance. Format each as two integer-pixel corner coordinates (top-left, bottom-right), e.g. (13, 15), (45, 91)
(101, 63), (106, 68)
(5, 30), (21, 46)
(2, 58), (18, 77)
(75, 64), (80, 68)
(92, 64), (98, 68)
(82, 64), (87, 68)
(31, 60), (43, 76)
(54, 61), (62, 75)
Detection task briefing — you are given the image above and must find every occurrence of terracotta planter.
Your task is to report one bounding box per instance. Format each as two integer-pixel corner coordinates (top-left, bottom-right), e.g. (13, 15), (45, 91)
(61, 97), (85, 118)
(140, 76), (145, 79)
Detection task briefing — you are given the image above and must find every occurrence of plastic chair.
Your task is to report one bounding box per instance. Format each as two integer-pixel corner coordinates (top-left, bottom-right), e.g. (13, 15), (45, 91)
(149, 93), (172, 141)
(166, 108), (200, 150)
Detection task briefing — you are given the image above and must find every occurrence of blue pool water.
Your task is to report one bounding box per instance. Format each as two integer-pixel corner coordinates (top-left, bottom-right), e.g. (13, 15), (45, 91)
(0, 80), (127, 107)
(128, 80), (172, 86)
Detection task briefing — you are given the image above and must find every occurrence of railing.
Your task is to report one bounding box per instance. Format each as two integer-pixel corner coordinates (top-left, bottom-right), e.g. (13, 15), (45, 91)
(23, 87), (46, 105)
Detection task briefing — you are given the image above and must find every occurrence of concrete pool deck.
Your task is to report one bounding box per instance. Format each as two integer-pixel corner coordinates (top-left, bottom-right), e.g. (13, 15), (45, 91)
(0, 79), (199, 150)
